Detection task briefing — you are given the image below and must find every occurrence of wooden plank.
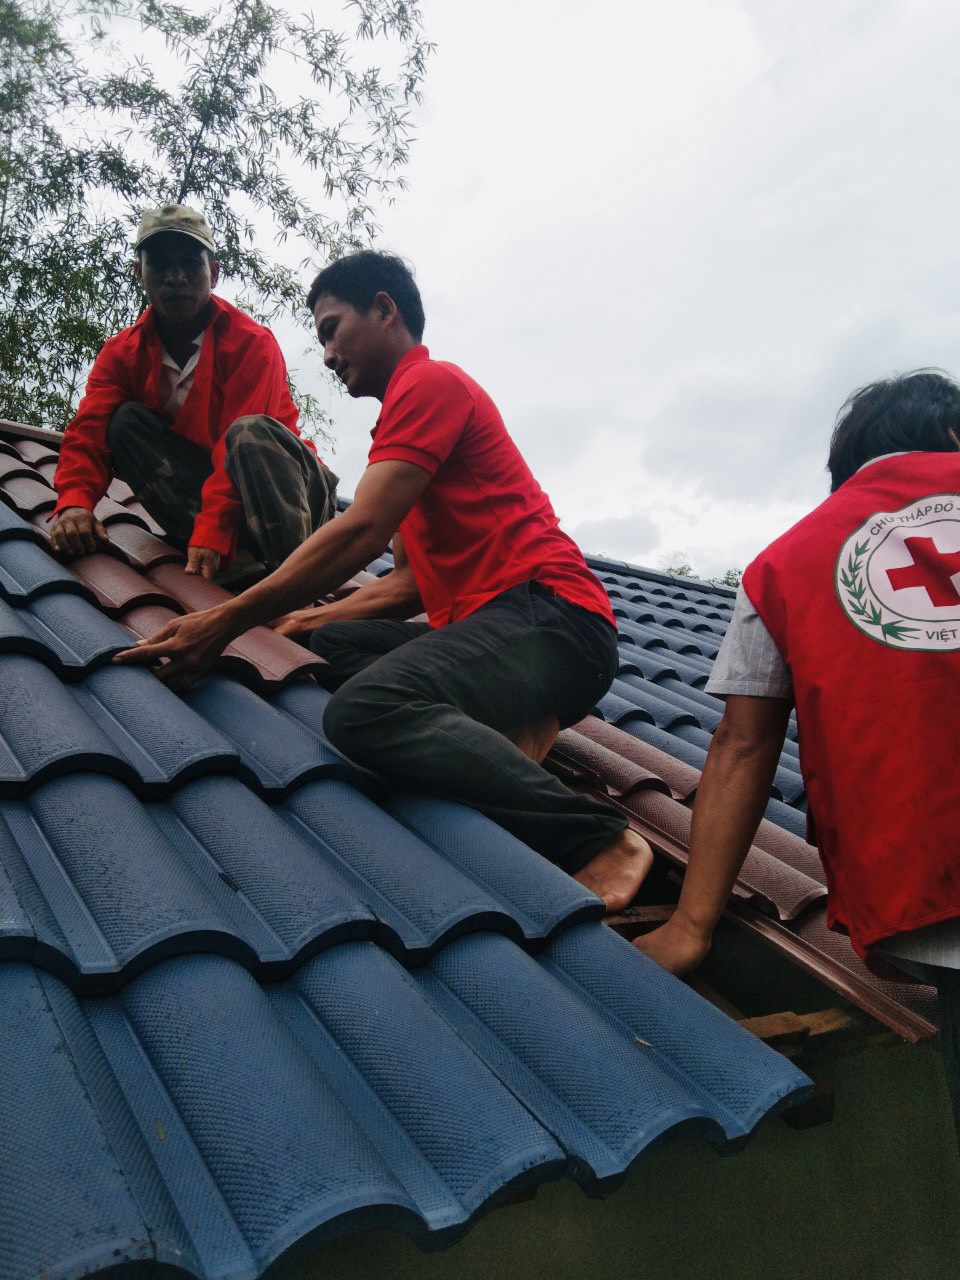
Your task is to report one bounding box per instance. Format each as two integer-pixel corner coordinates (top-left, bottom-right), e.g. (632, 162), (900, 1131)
(605, 904), (675, 941)
(737, 1006), (901, 1065)
(738, 1011), (814, 1057)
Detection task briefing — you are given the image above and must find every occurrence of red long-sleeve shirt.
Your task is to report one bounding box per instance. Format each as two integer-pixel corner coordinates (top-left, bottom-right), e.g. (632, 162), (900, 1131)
(54, 294), (310, 557)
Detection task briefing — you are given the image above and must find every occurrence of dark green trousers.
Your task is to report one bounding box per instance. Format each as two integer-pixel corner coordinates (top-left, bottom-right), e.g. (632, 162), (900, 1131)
(106, 403), (338, 569)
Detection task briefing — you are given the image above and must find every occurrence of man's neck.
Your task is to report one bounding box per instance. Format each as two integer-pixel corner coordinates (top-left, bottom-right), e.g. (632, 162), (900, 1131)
(375, 335), (419, 401)
(154, 303), (211, 367)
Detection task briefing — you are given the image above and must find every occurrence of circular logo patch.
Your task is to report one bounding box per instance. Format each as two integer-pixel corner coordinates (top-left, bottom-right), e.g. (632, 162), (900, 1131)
(836, 494), (960, 650)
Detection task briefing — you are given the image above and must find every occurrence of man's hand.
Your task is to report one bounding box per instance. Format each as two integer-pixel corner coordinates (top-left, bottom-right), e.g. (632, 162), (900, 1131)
(186, 546), (221, 579)
(271, 606), (328, 636)
(112, 606), (234, 693)
(49, 507), (109, 558)
(633, 915), (713, 976)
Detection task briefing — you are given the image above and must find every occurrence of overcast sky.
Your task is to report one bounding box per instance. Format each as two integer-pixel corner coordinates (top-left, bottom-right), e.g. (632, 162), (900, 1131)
(282, 0), (960, 579)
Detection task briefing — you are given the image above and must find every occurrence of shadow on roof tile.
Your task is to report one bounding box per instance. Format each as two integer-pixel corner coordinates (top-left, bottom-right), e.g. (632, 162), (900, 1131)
(66, 552), (180, 615)
(7, 437), (59, 465)
(0, 539), (90, 604)
(549, 727), (673, 801)
(93, 495), (153, 528)
(0, 655), (242, 798)
(121, 501), (166, 536)
(0, 454), (37, 485)
(569, 715), (703, 799)
(0, 473), (57, 517)
(0, 501), (45, 544)
(0, 592), (132, 673)
(106, 477), (136, 504)
(183, 676), (374, 795)
(105, 522), (184, 571)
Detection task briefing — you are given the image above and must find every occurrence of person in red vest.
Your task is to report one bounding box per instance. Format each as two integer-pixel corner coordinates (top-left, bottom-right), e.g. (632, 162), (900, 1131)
(51, 204), (338, 580)
(636, 370), (960, 1136)
(114, 249), (654, 908)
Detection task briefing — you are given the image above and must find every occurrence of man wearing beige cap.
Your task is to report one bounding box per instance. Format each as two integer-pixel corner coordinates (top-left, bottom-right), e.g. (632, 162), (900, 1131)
(51, 204), (337, 580)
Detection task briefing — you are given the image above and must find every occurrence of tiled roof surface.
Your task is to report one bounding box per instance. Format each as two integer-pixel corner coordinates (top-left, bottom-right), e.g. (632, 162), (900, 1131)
(0, 425), (810, 1280)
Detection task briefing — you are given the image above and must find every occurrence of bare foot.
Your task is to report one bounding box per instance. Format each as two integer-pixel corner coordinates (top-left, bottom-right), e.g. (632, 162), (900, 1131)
(573, 828), (654, 911)
(633, 918), (711, 975)
(505, 715), (560, 766)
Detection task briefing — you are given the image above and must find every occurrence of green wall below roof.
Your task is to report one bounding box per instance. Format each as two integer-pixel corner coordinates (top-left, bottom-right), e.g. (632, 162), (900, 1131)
(277, 962), (960, 1280)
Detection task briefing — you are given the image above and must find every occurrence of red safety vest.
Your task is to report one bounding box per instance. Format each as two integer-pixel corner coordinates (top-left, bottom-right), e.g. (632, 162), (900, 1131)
(743, 452), (960, 956)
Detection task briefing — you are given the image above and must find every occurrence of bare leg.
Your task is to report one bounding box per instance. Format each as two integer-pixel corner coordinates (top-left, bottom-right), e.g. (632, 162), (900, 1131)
(572, 828), (654, 911)
(505, 715), (560, 766)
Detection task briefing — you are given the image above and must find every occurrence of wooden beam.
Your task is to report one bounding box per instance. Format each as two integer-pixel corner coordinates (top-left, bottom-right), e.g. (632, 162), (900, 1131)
(605, 904), (675, 940)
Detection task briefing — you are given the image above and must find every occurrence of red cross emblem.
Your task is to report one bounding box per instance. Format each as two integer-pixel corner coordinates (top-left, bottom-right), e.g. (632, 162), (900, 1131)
(886, 535), (960, 607)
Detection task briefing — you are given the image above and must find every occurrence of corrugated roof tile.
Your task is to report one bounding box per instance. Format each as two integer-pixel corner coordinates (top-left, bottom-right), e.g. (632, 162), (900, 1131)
(6, 437), (59, 465)
(0, 538), (87, 603)
(66, 551), (179, 614)
(0, 929), (808, 1279)
(0, 472), (57, 517)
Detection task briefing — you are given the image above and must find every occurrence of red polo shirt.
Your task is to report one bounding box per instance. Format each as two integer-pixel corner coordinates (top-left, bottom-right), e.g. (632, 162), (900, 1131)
(368, 346), (614, 629)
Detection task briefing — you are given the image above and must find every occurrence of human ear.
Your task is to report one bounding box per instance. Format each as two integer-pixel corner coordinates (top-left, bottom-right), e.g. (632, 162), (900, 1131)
(209, 258), (221, 288)
(373, 290), (398, 324)
(133, 256), (144, 285)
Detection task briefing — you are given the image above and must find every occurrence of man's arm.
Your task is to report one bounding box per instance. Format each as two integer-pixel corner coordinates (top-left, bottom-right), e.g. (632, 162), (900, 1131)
(634, 694), (792, 974)
(51, 344), (131, 557)
(271, 533), (423, 634)
(113, 459), (432, 690)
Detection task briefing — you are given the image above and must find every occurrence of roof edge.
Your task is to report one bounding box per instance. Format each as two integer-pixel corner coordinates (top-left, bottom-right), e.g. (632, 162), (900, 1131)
(584, 553), (737, 599)
(0, 419), (64, 446)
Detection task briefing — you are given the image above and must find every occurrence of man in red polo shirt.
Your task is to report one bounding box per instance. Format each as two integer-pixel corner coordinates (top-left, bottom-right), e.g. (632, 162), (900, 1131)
(51, 204), (337, 580)
(116, 249), (652, 907)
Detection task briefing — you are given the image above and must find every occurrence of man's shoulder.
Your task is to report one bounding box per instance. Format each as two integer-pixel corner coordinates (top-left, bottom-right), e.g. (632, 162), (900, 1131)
(93, 314), (152, 367)
(398, 352), (466, 385)
(208, 294), (284, 360)
(209, 295), (276, 341)
(391, 353), (486, 411)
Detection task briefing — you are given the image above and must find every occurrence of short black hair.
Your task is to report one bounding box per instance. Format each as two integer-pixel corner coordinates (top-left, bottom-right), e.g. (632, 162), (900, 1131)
(306, 250), (425, 341)
(827, 370), (960, 491)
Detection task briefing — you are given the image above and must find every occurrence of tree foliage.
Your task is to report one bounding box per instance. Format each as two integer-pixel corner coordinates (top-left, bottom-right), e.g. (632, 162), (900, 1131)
(0, 0), (431, 432)
(710, 567), (742, 589)
(660, 551), (742, 588)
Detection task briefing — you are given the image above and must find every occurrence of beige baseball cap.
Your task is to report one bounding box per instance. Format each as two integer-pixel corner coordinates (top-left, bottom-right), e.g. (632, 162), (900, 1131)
(134, 204), (216, 253)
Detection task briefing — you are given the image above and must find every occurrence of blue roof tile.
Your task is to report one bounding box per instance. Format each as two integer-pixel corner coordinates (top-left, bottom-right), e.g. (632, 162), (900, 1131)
(0, 500), (43, 542)
(183, 676), (374, 794)
(0, 538), (89, 603)
(1, 933), (808, 1279)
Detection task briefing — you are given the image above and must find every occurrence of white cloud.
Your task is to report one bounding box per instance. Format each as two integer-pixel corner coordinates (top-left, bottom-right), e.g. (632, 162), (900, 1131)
(276, 0), (960, 577)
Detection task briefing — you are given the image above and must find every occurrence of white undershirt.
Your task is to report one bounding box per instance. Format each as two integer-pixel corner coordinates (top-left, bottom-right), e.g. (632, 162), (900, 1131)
(157, 330), (204, 420)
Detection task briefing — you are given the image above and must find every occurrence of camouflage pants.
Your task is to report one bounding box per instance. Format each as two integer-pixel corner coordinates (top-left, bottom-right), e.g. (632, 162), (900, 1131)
(106, 403), (338, 570)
